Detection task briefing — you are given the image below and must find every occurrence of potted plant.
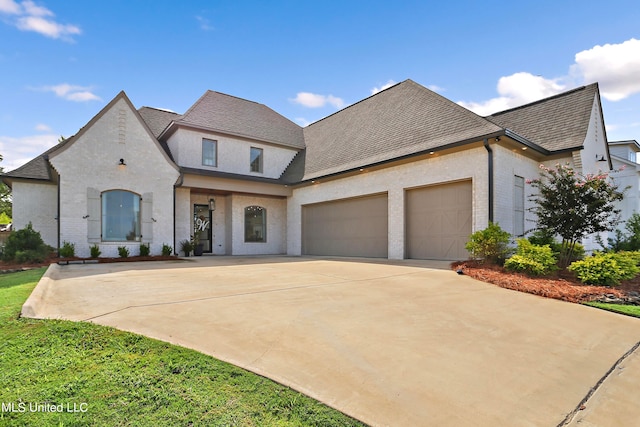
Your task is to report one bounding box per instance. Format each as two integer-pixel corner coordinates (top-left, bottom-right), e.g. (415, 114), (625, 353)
(180, 239), (194, 257)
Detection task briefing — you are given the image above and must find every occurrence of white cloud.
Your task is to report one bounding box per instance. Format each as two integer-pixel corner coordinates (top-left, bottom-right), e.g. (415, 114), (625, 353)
(459, 38), (640, 116)
(35, 123), (51, 132)
(196, 16), (214, 31)
(291, 92), (344, 109)
(371, 80), (397, 95)
(0, 0), (20, 14)
(21, 0), (50, 16)
(35, 83), (101, 102)
(0, 133), (58, 171)
(572, 38), (640, 101)
(427, 85), (445, 92)
(458, 72), (566, 116)
(0, 0), (81, 41)
(295, 117), (311, 127)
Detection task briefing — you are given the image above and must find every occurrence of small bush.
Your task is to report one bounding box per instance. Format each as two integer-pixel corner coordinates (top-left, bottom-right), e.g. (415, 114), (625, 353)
(15, 249), (47, 264)
(2, 223), (51, 262)
(90, 244), (101, 258)
(117, 246), (130, 258)
(505, 239), (557, 276)
(568, 252), (640, 286)
(465, 222), (512, 265)
(139, 243), (150, 257)
(180, 239), (194, 257)
(528, 230), (584, 263)
(59, 241), (75, 258)
(161, 243), (173, 257)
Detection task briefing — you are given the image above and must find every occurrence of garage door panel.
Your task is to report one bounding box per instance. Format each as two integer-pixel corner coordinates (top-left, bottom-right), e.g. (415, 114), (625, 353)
(406, 181), (472, 260)
(302, 194), (388, 258)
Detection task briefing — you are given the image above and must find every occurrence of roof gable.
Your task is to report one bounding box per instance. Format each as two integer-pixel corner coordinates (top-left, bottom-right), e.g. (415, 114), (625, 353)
(300, 79), (502, 180)
(49, 91), (178, 171)
(486, 84), (599, 152)
(167, 90), (304, 149)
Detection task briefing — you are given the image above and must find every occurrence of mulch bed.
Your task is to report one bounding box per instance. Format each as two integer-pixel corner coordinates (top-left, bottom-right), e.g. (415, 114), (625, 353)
(0, 254), (183, 274)
(452, 261), (640, 304)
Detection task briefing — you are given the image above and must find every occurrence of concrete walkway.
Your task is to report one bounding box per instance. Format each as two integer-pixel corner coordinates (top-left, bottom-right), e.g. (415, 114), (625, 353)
(22, 256), (640, 426)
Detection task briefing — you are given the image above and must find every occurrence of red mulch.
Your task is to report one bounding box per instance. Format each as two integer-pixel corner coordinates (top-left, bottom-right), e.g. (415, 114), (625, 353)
(451, 261), (640, 304)
(0, 254), (183, 273)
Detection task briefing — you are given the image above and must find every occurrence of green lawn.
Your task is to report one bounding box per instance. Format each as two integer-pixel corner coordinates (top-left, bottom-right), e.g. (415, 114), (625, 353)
(584, 301), (640, 318)
(0, 268), (365, 427)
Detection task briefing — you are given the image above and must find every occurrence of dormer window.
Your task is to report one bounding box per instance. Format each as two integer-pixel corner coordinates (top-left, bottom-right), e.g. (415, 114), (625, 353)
(250, 147), (263, 173)
(629, 151), (636, 163)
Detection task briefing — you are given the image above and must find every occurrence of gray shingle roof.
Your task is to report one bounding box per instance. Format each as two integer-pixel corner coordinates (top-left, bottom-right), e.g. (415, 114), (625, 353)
(138, 107), (181, 138)
(1, 137), (73, 182)
(300, 79), (503, 180)
(486, 84), (599, 152)
(171, 91), (304, 149)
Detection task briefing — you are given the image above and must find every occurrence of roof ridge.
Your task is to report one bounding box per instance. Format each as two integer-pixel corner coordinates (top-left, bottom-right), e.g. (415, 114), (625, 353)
(307, 79), (409, 127)
(488, 83), (598, 117)
(139, 106), (180, 115)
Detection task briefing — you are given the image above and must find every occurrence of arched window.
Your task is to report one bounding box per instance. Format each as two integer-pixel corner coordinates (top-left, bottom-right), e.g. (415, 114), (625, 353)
(244, 206), (266, 242)
(102, 190), (141, 241)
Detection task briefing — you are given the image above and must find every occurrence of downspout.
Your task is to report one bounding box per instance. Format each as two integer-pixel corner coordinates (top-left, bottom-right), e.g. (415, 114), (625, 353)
(483, 138), (494, 223)
(57, 176), (61, 256)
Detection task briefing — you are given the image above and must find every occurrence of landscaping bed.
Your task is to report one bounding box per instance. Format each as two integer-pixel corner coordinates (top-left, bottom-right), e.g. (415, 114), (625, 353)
(0, 254), (183, 274)
(452, 260), (640, 304)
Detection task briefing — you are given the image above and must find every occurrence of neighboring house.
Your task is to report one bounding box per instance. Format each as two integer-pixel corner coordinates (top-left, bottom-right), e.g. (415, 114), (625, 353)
(1, 80), (614, 260)
(609, 140), (640, 228)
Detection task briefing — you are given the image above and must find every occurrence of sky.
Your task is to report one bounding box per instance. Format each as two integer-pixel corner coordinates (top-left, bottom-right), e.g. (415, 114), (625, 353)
(0, 0), (639, 172)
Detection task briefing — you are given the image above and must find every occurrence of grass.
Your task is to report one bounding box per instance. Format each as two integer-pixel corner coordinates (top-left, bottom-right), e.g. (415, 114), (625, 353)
(584, 301), (640, 318)
(0, 269), (365, 427)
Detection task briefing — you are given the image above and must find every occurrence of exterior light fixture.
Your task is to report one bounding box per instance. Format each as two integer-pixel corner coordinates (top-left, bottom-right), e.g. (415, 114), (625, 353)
(596, 155), (607, 162)
(119, 158), (126, 166)
(209, 198), (216, 211)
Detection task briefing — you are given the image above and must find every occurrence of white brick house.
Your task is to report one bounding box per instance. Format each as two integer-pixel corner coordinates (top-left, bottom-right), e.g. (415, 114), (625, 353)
(1, 80), (615, 259)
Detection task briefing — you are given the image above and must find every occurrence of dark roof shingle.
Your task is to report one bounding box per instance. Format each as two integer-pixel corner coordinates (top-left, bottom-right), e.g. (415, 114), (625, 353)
(172, 91), (304, 149)
(301, 79), (502, 180)
(138, 107), (181, 138)
(486, 84), (599, 152)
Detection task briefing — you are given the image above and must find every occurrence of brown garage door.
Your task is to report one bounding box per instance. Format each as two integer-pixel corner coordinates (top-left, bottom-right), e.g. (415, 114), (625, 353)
(302, 193), (388, 258)
(406, 180), (472, 260)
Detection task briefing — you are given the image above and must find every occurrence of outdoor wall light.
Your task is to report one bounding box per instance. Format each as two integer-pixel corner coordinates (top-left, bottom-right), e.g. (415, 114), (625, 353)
(209, 198), (216, 211)
(596, 154), (607, 162)
(119, 158), (126, 166)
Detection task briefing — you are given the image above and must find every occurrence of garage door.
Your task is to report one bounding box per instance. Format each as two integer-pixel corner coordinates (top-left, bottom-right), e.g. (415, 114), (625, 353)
(302, 194), (388, 258)
(406, 181), (472, 260)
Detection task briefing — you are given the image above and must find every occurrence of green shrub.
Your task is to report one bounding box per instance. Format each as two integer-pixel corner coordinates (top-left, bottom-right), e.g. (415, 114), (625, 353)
(465, 222), (511, 264)
(528, 230), (584, 263)
(14, 249), (47, 264)
(2, 223), (51, 262)
(59, 241), (75, 258)
(90, 244), (101, 258)
(140, 243), (150, 257)
(161, 243), (173, 257)
(180, 239), (194, 257)
(568, 252), (640, 286)
(505, 239), (557, 276)
(117, 246), (130, 258)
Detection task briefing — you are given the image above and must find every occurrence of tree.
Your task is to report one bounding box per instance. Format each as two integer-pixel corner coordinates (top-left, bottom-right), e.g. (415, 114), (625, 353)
(0, 153), (11, 219)
(528, 163), (625, 268)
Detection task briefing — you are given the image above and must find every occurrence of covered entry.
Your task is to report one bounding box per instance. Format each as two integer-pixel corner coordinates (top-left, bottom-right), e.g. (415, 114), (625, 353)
(302, 193), (388, 257)
(405, 180), (472, 260)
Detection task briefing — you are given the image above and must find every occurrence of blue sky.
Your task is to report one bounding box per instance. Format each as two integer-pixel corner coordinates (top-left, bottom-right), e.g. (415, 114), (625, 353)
(1, 0), (639, 171)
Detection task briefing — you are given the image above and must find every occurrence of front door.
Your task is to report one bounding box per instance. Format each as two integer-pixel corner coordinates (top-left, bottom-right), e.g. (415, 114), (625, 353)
(194, 204), (212, 253)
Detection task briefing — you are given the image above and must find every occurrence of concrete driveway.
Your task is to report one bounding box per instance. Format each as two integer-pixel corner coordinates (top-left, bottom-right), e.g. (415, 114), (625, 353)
(22, 256), (640, 427)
